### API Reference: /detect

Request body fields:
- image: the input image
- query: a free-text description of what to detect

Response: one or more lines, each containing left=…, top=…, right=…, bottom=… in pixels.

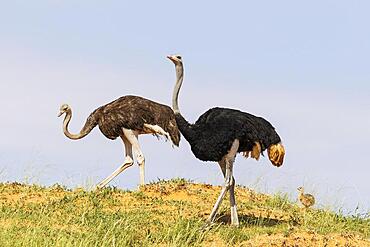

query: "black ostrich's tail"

left=242, top=140, right=285, bottom=167
left=267, top=143, right=285, bottom=167
left=239, top=113, right=285, bottom=167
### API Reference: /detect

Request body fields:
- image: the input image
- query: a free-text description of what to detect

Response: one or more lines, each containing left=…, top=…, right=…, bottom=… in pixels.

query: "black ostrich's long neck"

left=174, top=114, right=196, bottom=143
left=172, top=63, right=196, bottom=142
left=172, top=64, right=183, bottom=114
left=63, top=109, right=97, bottom=140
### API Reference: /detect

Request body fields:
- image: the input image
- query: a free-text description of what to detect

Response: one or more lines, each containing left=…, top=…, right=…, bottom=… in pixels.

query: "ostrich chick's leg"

left=207, top=139, right=239, bottom=225
left=96, top=135, right=134, bottom=189
left=122, top=128, right=146, bottom=186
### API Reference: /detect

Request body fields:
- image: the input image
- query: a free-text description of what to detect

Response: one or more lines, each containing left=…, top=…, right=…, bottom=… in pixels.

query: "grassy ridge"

left=0, top=178, right=369, bottom=246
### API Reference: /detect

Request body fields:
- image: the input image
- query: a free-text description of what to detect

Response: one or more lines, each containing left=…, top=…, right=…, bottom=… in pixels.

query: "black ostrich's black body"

left=167, top=54, right=285, bottom=226
left=80, top=95, right=180, bottom=146
left=175, top=107, right=281, bottom=161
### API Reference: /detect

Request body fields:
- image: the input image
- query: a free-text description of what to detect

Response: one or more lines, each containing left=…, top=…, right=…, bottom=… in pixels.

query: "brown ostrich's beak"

left=167, top=55, right=175, bottom=62
left=57, top=111, right=63, bottom=117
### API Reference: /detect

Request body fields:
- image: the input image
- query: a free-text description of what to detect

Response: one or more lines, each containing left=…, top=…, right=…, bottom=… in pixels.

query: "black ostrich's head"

left=58, top=104, right=71, bottom=117
left=167, top=54, right=183, bottom=66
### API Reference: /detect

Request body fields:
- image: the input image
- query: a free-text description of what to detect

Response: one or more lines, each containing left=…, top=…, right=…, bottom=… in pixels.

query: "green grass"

left=0, top=180, right=369, bottom=246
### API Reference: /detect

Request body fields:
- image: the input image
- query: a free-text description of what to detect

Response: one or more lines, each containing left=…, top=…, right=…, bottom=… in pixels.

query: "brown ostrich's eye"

left=176, top=56, right=181, bottom=59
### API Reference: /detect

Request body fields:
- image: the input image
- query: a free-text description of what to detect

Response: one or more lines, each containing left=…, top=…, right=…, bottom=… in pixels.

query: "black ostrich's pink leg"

left=229, top=176, right=239, bottom=226
left=207, top=139, right=239, bottom=225
left=217, top=159, right=239, bottom=226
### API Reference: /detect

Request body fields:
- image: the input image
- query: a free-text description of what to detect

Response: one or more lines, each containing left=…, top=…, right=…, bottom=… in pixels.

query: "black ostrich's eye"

left=176, top=56, right=181, bottom=59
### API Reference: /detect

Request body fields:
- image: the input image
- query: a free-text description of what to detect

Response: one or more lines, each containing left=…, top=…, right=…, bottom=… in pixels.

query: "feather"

left=92, top=95, right=180, bottom=146
left=251, top=142, right=261, bottom=160
left=175, top=107, right=283, bottom=164
left=267, top=143, right=285, bottom=167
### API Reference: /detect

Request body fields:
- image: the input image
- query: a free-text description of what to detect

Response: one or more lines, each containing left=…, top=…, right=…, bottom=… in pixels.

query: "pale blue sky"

left=0, top=1, right=369, bottom=214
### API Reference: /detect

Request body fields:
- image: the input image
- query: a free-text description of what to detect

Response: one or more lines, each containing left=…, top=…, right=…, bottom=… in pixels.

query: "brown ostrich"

left=167, top=54, right=285, bottom=226
left=297, top=187, right=315, bottom=209
left=58, top=95, right=180, bottom=188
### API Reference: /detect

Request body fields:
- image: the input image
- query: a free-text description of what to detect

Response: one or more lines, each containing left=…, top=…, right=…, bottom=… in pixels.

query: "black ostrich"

left=58, top=95, right=180, bottom=188
left=167, top=55, right=285, bottom=226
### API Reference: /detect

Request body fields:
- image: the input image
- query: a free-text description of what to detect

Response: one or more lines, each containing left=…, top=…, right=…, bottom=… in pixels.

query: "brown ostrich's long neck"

left=62, top=109, right=91, bottom=140
left=171, top=62, right=196, bottom=142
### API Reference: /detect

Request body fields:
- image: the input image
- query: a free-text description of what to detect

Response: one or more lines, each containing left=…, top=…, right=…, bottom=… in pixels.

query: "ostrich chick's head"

left=297, top=187, right=304, bottom=193
left=58, top=104, right=71, bottom=117
left=167, top=54, right=183, bottom=66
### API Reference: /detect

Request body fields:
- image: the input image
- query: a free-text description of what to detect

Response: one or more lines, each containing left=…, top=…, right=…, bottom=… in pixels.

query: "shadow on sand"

left=217, top=213, right=296, bottom=227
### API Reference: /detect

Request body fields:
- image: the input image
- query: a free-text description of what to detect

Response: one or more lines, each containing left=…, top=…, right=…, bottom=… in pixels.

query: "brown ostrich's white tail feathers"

left=267, top=143, right=285, bottom=167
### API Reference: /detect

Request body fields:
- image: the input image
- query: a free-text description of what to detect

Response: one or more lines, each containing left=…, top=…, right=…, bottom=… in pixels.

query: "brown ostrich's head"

left=297, top=186, right=304, bottom=193
left=167, top=54, right=183, bottom=66
left=58, top=104, right=70, bottom=117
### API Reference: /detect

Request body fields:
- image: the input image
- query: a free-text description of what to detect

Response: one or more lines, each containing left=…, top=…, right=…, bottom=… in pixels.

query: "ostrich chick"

left=297, top=187, right=315, bottom=209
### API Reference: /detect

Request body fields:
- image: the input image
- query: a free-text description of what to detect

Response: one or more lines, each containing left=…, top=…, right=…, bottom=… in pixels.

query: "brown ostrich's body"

left=58, top=95, right=180, bottom=188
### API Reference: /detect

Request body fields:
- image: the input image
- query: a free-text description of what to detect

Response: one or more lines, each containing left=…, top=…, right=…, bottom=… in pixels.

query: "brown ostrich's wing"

left=98, top=96, right=180, bottom=145
left=96, top=96, right=146, bottom=139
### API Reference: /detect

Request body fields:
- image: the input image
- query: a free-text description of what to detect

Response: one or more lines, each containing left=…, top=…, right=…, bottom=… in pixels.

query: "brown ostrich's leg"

left=207, top=139, right=239, bottom=225
left=96, top=134, right=134, bottom=188
left=122, top=128, right=145, bottom=186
